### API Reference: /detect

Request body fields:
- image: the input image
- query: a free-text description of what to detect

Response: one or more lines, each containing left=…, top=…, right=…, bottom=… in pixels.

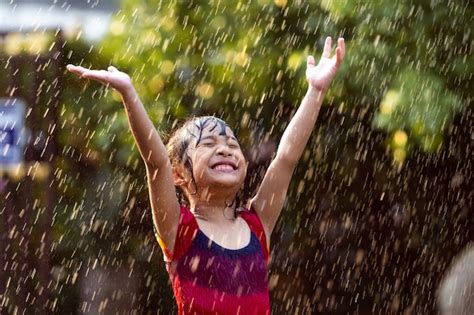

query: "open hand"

left=67, top=65, right=133, bottom=94
left=306, top=37, right=345, bottom=92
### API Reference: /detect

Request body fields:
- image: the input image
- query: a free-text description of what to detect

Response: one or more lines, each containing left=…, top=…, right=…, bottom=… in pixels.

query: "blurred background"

left=0, top=0, right=472, bottom=314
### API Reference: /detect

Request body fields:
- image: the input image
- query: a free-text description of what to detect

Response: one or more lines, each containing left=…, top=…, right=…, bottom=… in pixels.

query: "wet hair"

left=166, top=116, right=245, bottom=214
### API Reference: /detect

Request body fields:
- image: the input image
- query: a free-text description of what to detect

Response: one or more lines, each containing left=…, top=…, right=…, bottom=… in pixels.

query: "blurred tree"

left=313, top=1, right=470, bottom=164
left=96, top=0, right=471, bottom=166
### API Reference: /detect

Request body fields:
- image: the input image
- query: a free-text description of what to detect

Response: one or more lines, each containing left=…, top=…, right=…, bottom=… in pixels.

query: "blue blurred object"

left=0, top=98, right=25, bottom=166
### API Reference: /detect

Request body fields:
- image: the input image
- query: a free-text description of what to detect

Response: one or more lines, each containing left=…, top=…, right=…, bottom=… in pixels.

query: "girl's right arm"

left=67, top=65, right=180, bottom=254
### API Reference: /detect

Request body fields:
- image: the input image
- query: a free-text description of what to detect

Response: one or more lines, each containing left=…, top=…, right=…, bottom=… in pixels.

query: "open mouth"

left=211, top=161, right=237, bottom=171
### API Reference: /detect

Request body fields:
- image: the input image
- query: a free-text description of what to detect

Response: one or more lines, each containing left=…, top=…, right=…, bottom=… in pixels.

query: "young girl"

left=67, top=36, right=345, bottom=314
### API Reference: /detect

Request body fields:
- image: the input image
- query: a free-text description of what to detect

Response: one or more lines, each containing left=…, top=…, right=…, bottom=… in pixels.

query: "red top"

left=156, top=205, right=271, bottom=314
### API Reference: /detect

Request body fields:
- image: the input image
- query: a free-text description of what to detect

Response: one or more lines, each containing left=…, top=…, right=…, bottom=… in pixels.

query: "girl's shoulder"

left=178, top=204, right=198, bottom=225
left=238, top=207, right=259, bottom=223
left=157, top=204, right=199, bottom=262
left=238, top=206, right=262, bottom=226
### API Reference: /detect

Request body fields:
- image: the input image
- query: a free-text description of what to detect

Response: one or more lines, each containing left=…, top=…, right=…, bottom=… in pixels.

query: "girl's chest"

left=175, top=230, right=269, bottom=294
left=196, top=217, right=251, bottom=249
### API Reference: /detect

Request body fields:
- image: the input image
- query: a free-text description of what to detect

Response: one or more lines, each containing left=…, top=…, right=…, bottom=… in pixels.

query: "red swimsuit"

left=156, top=205, right=271, bottom=314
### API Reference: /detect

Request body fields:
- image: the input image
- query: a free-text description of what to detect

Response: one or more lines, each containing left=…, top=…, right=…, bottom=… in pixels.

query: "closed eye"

left=200, top=141, right=215, bottom=147
left=228, top=139, right=240, bottom=148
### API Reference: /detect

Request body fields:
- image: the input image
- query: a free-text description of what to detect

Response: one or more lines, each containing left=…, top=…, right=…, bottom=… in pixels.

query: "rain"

left=0, top=0, right=472, bottom=314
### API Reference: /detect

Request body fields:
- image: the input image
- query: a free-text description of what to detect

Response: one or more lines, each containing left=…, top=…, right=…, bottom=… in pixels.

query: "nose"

left=216, top=143, right=233, bottom=157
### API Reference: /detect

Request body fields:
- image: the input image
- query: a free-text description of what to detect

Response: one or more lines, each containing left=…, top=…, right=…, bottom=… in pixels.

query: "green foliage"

left=98, top=0, right=339, bottom=151
left=332, top=0, right=469, bottom=158
left=91, top=0, right=471, bottom=164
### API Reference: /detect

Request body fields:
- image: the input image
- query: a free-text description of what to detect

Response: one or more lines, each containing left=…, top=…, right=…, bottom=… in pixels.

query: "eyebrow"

left=199, top=135, right=238, bottom=142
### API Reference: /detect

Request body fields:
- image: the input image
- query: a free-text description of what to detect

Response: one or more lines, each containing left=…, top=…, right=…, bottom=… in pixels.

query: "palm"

left=306, top=37, right=345, bottom=91
left=67, top=65, right=132, bottom=92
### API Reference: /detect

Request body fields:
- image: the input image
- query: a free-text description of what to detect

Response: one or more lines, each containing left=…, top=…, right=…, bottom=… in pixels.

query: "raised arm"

left=67, top=65, right=180, bottom=254
left=250, top=37, right=345, bottom=241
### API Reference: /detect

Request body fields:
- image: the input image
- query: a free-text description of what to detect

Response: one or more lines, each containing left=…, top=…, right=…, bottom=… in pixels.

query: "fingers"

left=107, top=66, right=119, bottom=73
left=307, top=55, right=315, bottom=67
left=66, top=64, right=97, bottom=79
left=66, top=64, right=89, bottom=76
left=335, top=38, right=345, bottom=67
left=319, top=36, right=345, bottom=64
left=67, top=64, right=120, bottom=86
left=81, top=70, right=111, bottom=83
left=67, top=64, right=120, bottom=76
left=322, top=36, right=332, bottom=58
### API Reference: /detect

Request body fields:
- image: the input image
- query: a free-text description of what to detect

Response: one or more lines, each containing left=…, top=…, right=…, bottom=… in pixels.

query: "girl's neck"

left=190, top=198, right=237, bottom=224
left=185, top=185, right=241, bottom=223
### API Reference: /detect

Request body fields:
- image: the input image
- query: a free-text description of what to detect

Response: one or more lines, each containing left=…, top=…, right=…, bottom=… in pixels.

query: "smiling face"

left=188, top=122, right=247, bottom=190
left=168, top=117, right=247, bottom=200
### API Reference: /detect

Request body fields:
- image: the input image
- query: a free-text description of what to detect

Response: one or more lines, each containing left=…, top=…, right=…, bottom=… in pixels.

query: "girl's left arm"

left=250, top=37, right=345, bottom=242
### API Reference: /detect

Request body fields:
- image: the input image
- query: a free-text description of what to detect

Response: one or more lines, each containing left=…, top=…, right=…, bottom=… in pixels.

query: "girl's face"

left=183, top=121, right=247, bottom=192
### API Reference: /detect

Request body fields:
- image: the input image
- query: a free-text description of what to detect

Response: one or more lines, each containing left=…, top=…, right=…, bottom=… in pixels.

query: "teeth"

left=214, top=164, right=234, bottom=171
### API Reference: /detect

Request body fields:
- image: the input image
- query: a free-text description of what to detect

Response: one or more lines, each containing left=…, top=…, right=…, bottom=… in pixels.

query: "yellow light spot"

left=110, top=20, right=125, bottom=36
left=320, top=0, right=331, bottom=10
left=148, top=75, right=164, bottom=92
left=31, top=162, right=50, bottom=181
left=380, top=90, right=399, bottom=115
left=196, top=83, right=214, bottom=99
left=211, top=16, right=227, bottom=29
left=4, top=33, right=23, bottom=55
left=393, top=148, right=406, bottom=164
left=234, top=51, right=249, bottom=67
left=393, top=130, right=408, bottom=147
left=140, top=31, right=159, bottom=47
left=5, top=163, right=26, bottom=181
left=26, top=33, right=49, bottom=54
left=274, top=0, right=288, bottom=7
left=160, top=60, right=174, bottom=75
left=287, top=52, right=303, bottom=71
left=161, top=16, right=176, bottom=32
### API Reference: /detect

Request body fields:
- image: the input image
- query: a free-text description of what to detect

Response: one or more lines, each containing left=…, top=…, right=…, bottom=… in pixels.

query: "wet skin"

left=181, top=120, right=247, bottom=193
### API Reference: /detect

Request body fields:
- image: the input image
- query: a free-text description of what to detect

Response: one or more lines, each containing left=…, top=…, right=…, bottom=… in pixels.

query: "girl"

left=67, top=36, right=345, bottom=314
